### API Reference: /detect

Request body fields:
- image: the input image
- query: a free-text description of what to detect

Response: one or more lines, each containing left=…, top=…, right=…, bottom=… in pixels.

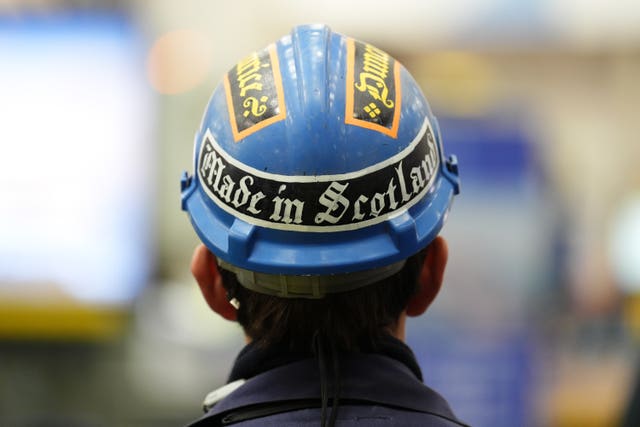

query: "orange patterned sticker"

left=345, top=39, right=401, bottom=138
left=224, top=44, right=286, bottom=142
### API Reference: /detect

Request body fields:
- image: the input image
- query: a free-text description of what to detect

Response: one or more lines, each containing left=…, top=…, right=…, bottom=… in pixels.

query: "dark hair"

left=219, top=252, right=424, bottom=353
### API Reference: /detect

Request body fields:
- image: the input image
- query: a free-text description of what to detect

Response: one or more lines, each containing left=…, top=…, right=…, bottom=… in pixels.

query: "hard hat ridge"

left=181, top=24, right=460, bottom=295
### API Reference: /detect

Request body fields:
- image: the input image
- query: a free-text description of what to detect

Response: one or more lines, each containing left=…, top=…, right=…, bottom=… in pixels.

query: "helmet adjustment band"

left=217, top=258, right=407, bottom=299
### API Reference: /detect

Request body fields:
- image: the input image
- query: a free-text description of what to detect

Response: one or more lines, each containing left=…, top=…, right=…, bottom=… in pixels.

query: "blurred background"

left=0, top=0, right=639, bottom=426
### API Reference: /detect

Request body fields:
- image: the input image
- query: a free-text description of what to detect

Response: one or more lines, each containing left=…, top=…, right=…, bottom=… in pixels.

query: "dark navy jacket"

left=186, top=340, right=469, bottom=426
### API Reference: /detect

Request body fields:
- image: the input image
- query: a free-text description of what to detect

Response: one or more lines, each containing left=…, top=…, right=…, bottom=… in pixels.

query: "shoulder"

left=225, top=405, right=467, bottom=426
left=187, top=353, right=469, bottom=427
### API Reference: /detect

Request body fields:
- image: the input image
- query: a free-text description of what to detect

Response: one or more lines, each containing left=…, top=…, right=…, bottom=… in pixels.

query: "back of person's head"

left=221, top=251, right=423, bottom=352
left=182, top=24, right=460, bottom=351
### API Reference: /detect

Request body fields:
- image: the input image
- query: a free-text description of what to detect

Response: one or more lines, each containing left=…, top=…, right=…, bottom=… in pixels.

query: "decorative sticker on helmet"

left=223, top=44, right=286, bottom=142
left=345, top=39, right=401, bottom=138
left=197, top=118, right=439, bottom=232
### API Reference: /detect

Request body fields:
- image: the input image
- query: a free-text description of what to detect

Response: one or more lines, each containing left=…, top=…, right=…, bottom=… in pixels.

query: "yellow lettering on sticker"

left=239, top=81, right=263, bottom=97
left=236, top=53, right=271, bottom=97
left=355, top=73, right=394, bottom=108
left=242, top=96, right=268, bottom=117
left=362, top=47, right=389, bottom=79
left=236, top=53, right=261, bottom=75
left=354, top=44, right=394, bottom=109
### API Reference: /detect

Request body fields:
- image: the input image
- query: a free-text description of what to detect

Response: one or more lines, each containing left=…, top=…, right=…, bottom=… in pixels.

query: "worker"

left=181, top=24, right=465, bottom=426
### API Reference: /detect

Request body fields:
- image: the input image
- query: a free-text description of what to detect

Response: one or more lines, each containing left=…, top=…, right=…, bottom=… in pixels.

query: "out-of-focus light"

left=414, top=52, right=497, bottom=117
left=146, top=29, right=213, bottom=94
left=547, top=0, right=640, bottom=48
left=609, top=195, right=640, bottom=293
left=0, top=16, right=153, bottom=307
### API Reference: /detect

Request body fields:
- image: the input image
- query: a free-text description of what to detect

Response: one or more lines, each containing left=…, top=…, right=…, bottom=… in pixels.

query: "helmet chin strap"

left=217, top=258, right=407, bottom=299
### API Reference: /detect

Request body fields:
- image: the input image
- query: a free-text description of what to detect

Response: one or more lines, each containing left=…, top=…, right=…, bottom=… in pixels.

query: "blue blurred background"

left=1, top=1, right=639, bottom=426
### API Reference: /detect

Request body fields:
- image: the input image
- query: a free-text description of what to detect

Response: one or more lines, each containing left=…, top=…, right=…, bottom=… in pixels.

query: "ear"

left=190, top=244, right=237, bottom=321
left=406, top=236, right=448, bottom=317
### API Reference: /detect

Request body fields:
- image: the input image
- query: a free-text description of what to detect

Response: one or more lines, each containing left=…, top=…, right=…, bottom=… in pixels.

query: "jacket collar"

left=185, top=336, right=465, bottom=426
left=188, top=351, right=461, bottom=426
left=227, top=334, right=424, bottom=383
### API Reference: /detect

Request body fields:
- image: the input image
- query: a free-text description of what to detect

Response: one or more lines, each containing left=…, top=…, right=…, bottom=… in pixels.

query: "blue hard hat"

left=181, top=24, right=459, bottom=296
